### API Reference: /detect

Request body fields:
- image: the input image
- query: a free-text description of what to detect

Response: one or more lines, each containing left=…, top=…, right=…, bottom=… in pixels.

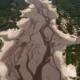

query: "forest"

left=0, top=0, right=29, bottom=31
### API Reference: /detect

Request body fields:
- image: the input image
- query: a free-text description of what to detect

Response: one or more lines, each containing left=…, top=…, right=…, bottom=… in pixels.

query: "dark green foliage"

left=53, top=0, right=80, bottom=34
left=66, top=23, right=73, bottom=34
left=66, top=44, right=80, bottom=77
left=77, top=62, right=80, bottom=77
left=56, top=17, right=62, bottom=25
left=0, top=39, right=4, bottom=49
left=66, top=45, right=78, bottom=65
left=66, top=0, right=80, bottom=8
left=52, top=0, right=80, bottom=17
left=14, top=0, right=29, bottom=10
left=0, top=0, right=29, bottom=31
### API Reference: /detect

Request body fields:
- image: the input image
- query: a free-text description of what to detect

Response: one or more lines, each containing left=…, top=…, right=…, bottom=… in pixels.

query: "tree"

left=0, top=0, right=29, bottom=31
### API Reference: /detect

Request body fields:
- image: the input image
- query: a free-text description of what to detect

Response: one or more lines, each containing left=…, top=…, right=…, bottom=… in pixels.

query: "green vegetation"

left=66, top=44, right=80, bottom=77
left=53, top=0, right=80, bottom=34
left=0, top=39, right=4, bottom=49
left=0, top=0, right=29, bottom=31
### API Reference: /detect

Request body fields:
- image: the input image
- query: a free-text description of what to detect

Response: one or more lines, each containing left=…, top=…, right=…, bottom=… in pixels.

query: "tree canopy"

left=0, top=0, right=29, bottom=31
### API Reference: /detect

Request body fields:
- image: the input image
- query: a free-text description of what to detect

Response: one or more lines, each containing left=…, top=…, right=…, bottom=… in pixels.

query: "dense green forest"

left=0, top=0, right=29, bottom=31
left=66, top=0, right=80, bottom=8
left=52, top=0, right=80, bottom=34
